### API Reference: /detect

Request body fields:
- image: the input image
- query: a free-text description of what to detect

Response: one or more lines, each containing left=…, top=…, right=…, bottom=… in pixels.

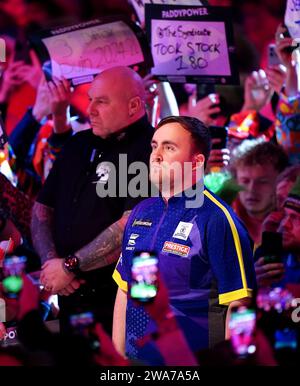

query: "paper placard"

left=31, top=19, right=153, bottom=85
left=145, top=4, right=239, bottom=84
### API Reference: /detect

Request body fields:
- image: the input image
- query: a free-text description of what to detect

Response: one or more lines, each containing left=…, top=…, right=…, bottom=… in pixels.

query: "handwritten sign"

left=145, top=5, right=239, bottom=84
left=31, top=19, right=152, bottom=85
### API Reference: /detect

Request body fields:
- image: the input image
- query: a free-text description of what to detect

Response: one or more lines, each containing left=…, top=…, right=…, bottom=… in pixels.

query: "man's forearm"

left=31, top=202, right=58, bottom=264
left=76, top=211, right=131, bottom=272
left=53, top=111, right=70, bottom=134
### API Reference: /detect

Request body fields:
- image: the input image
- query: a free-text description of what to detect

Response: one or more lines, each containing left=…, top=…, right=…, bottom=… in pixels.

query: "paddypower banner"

left=129, top=0, right=208, bottom=25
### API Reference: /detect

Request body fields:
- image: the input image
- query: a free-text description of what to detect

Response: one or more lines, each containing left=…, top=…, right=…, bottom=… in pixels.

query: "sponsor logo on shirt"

left=132, top=219, right=152, bottom=227
left=162, top=241, right=190, bottom=257
left=128, top=233, right=139, bottom=246
left=172, top=221, right=193, bottom=241
left=126, top=233, right=140, bottom=251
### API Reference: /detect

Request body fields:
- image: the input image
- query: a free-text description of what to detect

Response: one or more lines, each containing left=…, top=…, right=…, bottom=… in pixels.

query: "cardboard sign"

left=129, top=0, right=207, bottom=25
left=0, top=114, right=7, bottom=149
left=31, top=18, right=153, bottom=85
left=145, top=4, right=239, bottom=84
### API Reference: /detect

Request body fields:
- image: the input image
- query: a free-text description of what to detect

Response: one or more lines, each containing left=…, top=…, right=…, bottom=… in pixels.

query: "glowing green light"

left=3, top=276, right=23, bottom=293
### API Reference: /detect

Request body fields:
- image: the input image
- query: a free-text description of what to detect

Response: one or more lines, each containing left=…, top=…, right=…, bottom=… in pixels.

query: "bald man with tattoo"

left=31, top=67, right=153, bottom=333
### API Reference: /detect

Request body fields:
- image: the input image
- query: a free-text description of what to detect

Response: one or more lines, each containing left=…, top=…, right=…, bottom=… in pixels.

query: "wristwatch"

left=63, top=255, right=81, bottom=275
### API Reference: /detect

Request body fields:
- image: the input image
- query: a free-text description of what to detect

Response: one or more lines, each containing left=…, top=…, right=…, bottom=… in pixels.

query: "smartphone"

left=229, top=306, right=256, bottom=358
left=14, top=39, right=31, bottom=64
left=130, top=251, right=158, bottom=302
left=209, top=125, right=228, bottom=149
left=275, top=328, right=298, bottom=351
left=268, top=44, right=282, bottom=67
left=70, top=311, right=100, bottom=352
left=196, top=83, right=221, bottom=120
left=261, top=231, right=283, bottom=264
left=2, top=256, right=27, bottom=298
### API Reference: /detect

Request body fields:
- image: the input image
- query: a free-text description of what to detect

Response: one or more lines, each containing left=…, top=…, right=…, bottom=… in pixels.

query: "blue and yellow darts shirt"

left=113, top=188, right=256, bottom=359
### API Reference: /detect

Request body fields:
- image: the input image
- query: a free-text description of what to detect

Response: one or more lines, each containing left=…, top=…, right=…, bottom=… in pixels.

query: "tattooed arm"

left=75, top=211, right=131, bottom=272
left=34, top=207, right=130, bottom=294
left=31, top=202, right=59, bottom=264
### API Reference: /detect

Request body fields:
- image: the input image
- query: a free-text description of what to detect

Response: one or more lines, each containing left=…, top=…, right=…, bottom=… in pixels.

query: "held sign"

left=31, top=19, right=153, bottom=85
left=145, top=4, right=239, bottom=84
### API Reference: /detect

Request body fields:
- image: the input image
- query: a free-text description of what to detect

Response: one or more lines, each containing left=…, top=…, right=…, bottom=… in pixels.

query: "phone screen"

left=261, top=231, right=283, bottom=264
left=130, top=251, right=158, bottom=302
left=2, top=256, right=27, bottom=298
left=70, top=311, right=100, bottom=352
left=70, top=311, right=94, bottom=329
left=229, top=306, right=256, bottom=358
left=275, top=328, right=298, bottom=351
left=209, top=125, right=228, bottom=149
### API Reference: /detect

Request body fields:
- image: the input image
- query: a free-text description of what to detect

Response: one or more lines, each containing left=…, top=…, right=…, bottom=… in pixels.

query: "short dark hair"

left=156, top=116, right=211, bottom=167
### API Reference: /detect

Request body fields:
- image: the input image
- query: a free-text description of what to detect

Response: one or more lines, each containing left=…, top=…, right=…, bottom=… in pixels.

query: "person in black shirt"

left=31, top=66, right=153, bottom=333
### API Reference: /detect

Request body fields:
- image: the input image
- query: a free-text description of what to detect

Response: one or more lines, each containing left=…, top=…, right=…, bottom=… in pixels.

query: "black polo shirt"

left=37, top=115, right=154, bottom=258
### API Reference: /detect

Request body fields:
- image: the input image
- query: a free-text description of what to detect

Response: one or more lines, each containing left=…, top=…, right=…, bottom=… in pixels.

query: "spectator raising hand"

left=47, top=77, right=72, bottom=134
left=265, top=64, right=286, bottom=95
left=206, top=138, right=230, bottom=174
left=0, top=50, right=42, bottom=104
left=142, top=73, right=159, bottom=111
left=275, top=24, right=295, bottom=69
left=0, top=61, right=29, bottom=102
left=188, top=92, right=221, bottom=126
left=275, top=23, right=299, bottom=97
left=255, top=257, right=285, bottom=288
left=242, top=69, right=272, bottom=112
left=32, top=76, right=51, bottom=121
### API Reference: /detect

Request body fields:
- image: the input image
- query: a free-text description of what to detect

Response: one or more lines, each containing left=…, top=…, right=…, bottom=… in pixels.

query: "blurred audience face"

left=278, top=208, right=300, bottom=253
left=276, top=179, right=295, bottom=209
left=237, top=163, right=278, bottom=218
left=87, top=67, right=145, bottom=138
